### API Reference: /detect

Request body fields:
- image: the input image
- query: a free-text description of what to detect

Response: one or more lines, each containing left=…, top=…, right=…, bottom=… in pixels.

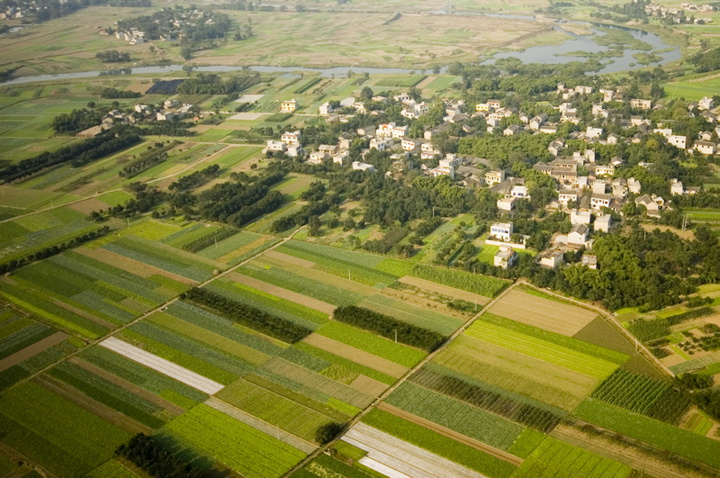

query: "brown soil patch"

left=226, top=272, right=335, bottom=315
left=303, top=334, right=409, bottom=379
left=33, top=374, right=151, bottom=436
left=0, top=331, right=67, bottom=372
left=263, top=249, right=316, bottom=268
left=416, top=75, right=437, bottom=89
left=377, top=403, right=522, bottom=466
left=380, top=287, right=469, bottom=320
left=398, top=276, right=490, bottom=305
left=69, top=357, right=185, bottom=415
left=348, top=375, right=387, bottom=397
left=488, top=289, right=596, bottom=336
left=75, top=247, right=197, bottom=285
left=641, top=223, right=695, bottom=241
left=573, top=316, right=636, bottom=355
left=52, top=300, right=115, bottom=329
left=68, top=198, right=107, bottom=215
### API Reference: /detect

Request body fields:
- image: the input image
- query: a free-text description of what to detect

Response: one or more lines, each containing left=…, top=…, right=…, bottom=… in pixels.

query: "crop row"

left=574, top=399, right=720, bottom=469
left=182, top=287, right=312, bottom=343
left=47, top=361, right=165, bottom=428
left=181, top=226, right=240, bottom=253
left=163, top=403, right=306, bottom=478
left=239, top=263, right=364, bottom=306
left=216, top=378, right=337, bottom=442
left=387, top=382, right=524, bottom=451
left=512, top=436, right=632, bottom=478
left=0, top=321, right=54, bottom=359
left=80, top=346, right=208, bottom=409
left=362, top=408, right=516, bottom=478
left=208, top=279, right=326, bottom=327
left=0, top=381, right=130, bottom=477
left=410, top=368, right=562, bottom=433
left=465, top=320, right=618, bottom=379
left=333, top=305, right=444, bottom=352
left=411, top=264, right=508, bottom=297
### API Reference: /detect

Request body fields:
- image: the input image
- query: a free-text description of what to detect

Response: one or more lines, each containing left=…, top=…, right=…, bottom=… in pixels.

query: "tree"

left=181, top=46, right=193, bottom=60
left=316, top=422, right=344, bottom=444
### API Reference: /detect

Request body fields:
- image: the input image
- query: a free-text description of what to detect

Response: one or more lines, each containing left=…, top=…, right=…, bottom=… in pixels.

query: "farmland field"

left=161, top=403, right=306, bottom=478
left=487, top=288, right=597, bottom=336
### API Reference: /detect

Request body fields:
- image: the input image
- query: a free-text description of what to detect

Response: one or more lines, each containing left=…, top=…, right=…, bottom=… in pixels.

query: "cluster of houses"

left=112, top=7, right=213, bottom=45
left=261, top=83, right=718, bottom=270
left=77, top=99, right=194, bottom=138
left=0, top=5, right=26, bottom=19
left=645, top=2, right=714, bottom=22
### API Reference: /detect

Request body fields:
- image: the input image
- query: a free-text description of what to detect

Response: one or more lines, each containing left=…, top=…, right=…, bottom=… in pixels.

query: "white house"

left=668, top=135, right=687, bottom=149
left=281, top=131, right=301, bottom=145
left=671, top=179, right=684, bottom=196
left=497, top=197, right=516, bottom=212
left=699, top=96, right=714, bottom=111
left=630, top=99, right=652, bottom=110
left=490, top=222, right=514, bottom=242
left=591, top=193, right=613, bottom=211
left=571, top=209, right=592, bottom=225
left=281, top=99, right=297, bottom=113
left=494, top=247, right=518, bottom=269
left=594, top=214, right=611, bottom=233
left=485, top=170, right=506, bottom=186
left=510, top=185, right=530, bottom=199
left=538, top=249, right=564, bottom=269
left=352, top=161, right=376, bottom=172
left=586, top=126, right=603, bottom=139
left=695, top=140, right=716, bottom=155
left=568, top=224, right=589, bottom=246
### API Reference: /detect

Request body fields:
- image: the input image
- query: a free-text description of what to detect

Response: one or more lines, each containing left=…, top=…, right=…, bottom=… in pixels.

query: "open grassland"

left=0, top=381, right=130, bottom=477
left=510, top=436, right=632, bottom=478
left=487, top=288, right=597, bottom=336
left=162, top=403, right=306, bottom=478
left=574, top=399, right=720, bottom=469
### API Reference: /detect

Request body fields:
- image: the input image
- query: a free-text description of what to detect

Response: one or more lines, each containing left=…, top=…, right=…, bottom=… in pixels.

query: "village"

left=256, top=84, right=717, bottom=273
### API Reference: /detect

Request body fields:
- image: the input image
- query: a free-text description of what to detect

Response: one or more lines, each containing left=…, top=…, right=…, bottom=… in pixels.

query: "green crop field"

left=387, top=382, right=525, bottom=450
left=574, top=399, right=720, bottom=469
left=435, top=337, right=599, bottom=410
left=412, top=264, right=509, bottom=297
left=358, top=294, right=463, bottom=336
left=0, top=381, right=130, bottom=477
left=510, top=436, right=632, bottom=478
left=216, top=378, right=339, bottom=442
left=162, top=403, right=306, bottom=478
left=315, top=321, right=426, bottom=367
left=465, top=320, right=620, bottom=379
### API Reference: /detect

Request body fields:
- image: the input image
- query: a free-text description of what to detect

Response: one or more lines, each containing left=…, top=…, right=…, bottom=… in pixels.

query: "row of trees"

left=333, top=305, right=444, bottom=352
left=182, top=287, right=312, bottom=343
left=0, top=226, right=110, bottom=274
left=0, top=128, right=140, bottom=182
left=116, top=434, right=209, bottom=478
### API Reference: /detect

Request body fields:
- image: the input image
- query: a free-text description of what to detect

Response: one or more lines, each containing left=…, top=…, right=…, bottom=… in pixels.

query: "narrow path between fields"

left=281, top=279, right=522, bottom=478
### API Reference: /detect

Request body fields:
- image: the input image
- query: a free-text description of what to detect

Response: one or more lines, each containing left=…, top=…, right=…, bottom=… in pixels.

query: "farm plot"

left=276, top=240, right=401, bottom=287
left=386, top=382, right=525, bottom=451
left=0, top=381, right=130, bottom=477
left=465, top=319, right=621, bottom=379
left=120, top=321, right=251, bottom=385
left=238, top=260, right=366, bottom=306
left=574, top=399, right=720, bottom=469
left=487, top=288, right=597, bottom=336
left=197, top=230, right=277, bottom=264
left=510, top=436, right=632, bottom=478
left=79, top=345, right=209, bottom=410
left=226, top=272, right=335, bottom=315
left=102, top=236, right=219, bottom=283
left=397, top=275, right=491, bottom=306
left=207, top=278, right=328, bottom=329
left=411, top=264, right=509, bottom=298
left=358, top=294, right=463, bottom=336
left=99, top=337, right=224, bottom=395
left=314, top=321, right=426, bottom=368
left=215, top=377, right=339, bottom=443
left=435, top=336, right=599, bottom=411
left=343, top=422, right=486, bottom=478
left=361, top=408, right=517, bottom=478
left=161, top=403, right=306, bottom=478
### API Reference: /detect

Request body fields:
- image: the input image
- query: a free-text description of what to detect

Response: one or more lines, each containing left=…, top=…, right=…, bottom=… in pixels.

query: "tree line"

left=181, top=287, right=312, bottom=343
left=333, top=305, right=444, bottom=352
